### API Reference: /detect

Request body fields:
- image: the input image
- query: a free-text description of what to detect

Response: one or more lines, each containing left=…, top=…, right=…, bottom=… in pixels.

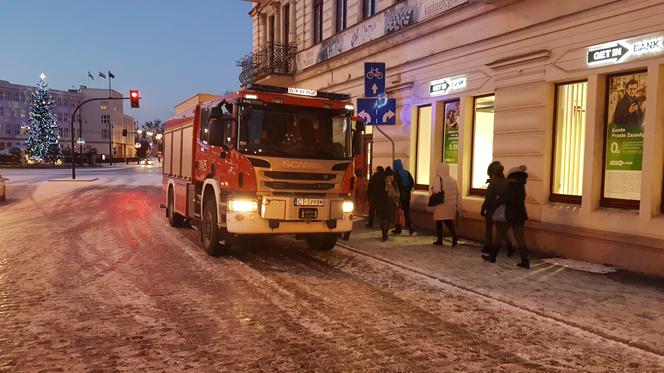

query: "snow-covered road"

left=0, top=167, right=662, bottom=372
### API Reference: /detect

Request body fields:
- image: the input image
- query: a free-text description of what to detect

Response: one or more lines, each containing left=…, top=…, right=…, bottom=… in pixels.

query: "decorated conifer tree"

left=25, top=74, right=61, bottom=164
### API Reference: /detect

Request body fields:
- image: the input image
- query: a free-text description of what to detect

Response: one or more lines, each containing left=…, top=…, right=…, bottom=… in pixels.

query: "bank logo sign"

left=587, top=31, right=664, bottom=67
left=429, top=74, right=467, bottom=96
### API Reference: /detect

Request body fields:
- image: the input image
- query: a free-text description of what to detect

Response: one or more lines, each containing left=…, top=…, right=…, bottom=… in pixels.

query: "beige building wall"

left=248, top=0, right=664, bottom=275
left=174, top=94, right=219, bottom=117
left=79, top=88, right=136, bottom=161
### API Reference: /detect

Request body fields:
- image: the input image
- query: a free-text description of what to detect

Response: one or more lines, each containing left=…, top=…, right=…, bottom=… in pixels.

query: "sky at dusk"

left=1, top=0, right=253, bottom=125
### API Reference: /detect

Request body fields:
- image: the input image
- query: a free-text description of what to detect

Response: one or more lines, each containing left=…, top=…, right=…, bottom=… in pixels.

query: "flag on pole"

left=108, top=71, right=115, bottom=79
left=99, top=72, right=107, bottom=79
left=87, top=71, right=94, bottom=80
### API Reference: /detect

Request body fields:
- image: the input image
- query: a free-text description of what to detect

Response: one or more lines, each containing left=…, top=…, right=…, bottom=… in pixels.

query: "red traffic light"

left=129, top=89, right=140, bottom=108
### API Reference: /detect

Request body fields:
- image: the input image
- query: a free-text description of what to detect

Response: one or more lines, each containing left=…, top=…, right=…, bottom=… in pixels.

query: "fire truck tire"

left=167, top=188, right=184, bottom=227
left=202, top=197, right=223, bottom=256
left=306, top=234, right=337, bottom=251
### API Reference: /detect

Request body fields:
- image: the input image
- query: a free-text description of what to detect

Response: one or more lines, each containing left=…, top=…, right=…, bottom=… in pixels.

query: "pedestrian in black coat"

left=480, top=161, right=514, bottom=255
left=365, top=166, right=384, bottom=228
left=373, top=167, right=398, bottom=241
left=482, top=165, right=530, bottom=268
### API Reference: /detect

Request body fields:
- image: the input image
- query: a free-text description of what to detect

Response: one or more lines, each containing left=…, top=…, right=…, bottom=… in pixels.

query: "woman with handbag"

left=480, top=161, right=514, bottom=255
left=482, top=165, right=530, bottom=268
left=430, top=163, right=459, bottom=246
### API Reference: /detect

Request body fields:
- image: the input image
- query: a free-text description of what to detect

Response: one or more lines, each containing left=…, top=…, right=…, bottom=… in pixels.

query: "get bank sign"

left=587, top=31, right=664, bottom=67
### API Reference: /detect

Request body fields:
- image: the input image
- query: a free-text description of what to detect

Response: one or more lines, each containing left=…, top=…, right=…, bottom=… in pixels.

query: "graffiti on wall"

left=296, top=0, right=469, bottom=71
left=385, top=5, right=416, bottom=35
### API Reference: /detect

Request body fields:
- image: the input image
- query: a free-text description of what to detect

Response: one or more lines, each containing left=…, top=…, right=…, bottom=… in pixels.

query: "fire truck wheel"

left=168, top=188, right=184, bottom=227
left=202, top=197, right=223, bottom=256
left=306, top=234, right=337, bottom=251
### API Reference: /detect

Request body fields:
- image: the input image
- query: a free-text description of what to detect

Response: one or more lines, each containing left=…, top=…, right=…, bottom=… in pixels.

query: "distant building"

left=0, top=80, right=136, bottom=160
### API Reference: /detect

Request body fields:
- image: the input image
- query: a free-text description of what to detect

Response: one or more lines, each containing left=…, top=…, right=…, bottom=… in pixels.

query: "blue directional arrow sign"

left=364, top=62, right=385, bottom=98
left=376, top=97, right=396, bottom=125
left=357, top=98, right=396, bottom=126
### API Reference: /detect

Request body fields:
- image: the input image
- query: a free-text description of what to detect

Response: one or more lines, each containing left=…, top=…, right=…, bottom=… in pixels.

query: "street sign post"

left=364, top=62, right=386, bottom=97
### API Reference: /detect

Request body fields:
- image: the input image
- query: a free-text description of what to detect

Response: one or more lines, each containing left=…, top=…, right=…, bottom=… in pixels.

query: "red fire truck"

left=162, top=84, right=364, bottom=255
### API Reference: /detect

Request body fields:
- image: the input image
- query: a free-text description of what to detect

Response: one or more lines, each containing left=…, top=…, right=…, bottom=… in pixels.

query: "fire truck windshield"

left=238, top=103, right=351, bottom=160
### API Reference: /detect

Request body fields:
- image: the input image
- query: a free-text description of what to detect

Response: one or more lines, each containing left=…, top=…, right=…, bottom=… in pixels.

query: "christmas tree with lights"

left=25, top=74, right=61, bottom=164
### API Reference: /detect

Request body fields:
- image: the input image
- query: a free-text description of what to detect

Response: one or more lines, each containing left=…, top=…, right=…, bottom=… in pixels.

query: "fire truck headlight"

left=342, top=201, right=354, bottom=213
left=228, top=199, right=258, bottom=213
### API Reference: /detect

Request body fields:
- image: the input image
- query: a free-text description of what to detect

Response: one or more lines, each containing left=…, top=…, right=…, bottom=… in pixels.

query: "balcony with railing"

left=237, top=42, right=297, bottom=86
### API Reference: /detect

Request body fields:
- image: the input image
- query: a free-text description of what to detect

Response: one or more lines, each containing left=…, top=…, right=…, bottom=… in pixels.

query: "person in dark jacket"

left=480, top=161, right=514, bottom=255
left=374, top=167, right=399, bottom=241
left=482, top=165, right=530, bottom=268
left=391, top=159, right=415, bottom=235
left=366, top=166, right=384, bottom=228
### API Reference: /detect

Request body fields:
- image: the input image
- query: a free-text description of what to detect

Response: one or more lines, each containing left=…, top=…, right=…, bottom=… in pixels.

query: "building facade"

left=243, top=0, right=664, bottom=275
left=0, top=80, right=136, bottom=160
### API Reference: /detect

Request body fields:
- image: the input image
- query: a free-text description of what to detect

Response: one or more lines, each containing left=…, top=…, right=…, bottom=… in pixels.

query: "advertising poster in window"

left=443, top=101, right=460, bottom=164
left=604, top=71, right=647, bottom=201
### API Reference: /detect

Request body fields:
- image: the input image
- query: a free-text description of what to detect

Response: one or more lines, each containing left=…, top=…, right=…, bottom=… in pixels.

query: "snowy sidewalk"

left=341, top=222, right=664, bottom=356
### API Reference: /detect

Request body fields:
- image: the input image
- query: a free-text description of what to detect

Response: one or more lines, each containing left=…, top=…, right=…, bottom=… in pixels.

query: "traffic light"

left=129, top=89, right=140, bottom=108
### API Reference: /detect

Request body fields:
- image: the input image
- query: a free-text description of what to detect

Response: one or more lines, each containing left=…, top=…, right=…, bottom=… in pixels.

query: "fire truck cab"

left=162, top=84, right=364, bottom=255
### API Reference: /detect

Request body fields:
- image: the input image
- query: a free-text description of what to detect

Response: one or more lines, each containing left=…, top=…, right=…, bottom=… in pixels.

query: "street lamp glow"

left=134, top=142, right=141, bottom=149
left=155, top=134, right=162, bottom=140
left=137, top=129, right=143, bottom=135
left=146, top=131, right=154, bottom=137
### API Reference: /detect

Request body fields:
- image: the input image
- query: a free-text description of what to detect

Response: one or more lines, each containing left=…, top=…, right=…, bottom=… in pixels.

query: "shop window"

left=442, top=100, right=460, bottom=165
left=551, top=81, right=587, bottom=203
left=313, top=0, right=323, bottom=44
left=601, top=70, right=647, bottom=209
left=415, top=105, right=432, bottom=186
left=470, top=95, right=495, bottom=194
left=335, top=0, right=347, bottom=33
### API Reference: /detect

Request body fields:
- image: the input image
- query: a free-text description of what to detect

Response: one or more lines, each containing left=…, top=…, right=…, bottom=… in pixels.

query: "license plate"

left=294, top=198, right=324, bottom=206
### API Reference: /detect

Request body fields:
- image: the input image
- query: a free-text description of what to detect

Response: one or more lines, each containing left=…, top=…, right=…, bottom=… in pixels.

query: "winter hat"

left=507, top=165, right=528, bottom=177
left=487, top=161, right=504, bottom=177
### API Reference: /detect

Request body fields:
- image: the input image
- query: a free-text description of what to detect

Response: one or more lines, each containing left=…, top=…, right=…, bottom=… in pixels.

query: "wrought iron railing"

left=237, top=42, right=297, bottom=85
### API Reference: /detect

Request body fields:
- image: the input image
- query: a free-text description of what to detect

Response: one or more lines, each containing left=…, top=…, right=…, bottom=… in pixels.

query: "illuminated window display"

left=470, top=95, right=495, bottom=192
left=602, top=70, right=647, bottom=208
left=551, top=81, right=588, bottom=202
left=415, top=105, right=432, bottom=186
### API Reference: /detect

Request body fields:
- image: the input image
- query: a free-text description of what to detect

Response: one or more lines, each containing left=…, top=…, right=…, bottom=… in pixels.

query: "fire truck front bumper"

left=224, top=197, right=354, bottom=234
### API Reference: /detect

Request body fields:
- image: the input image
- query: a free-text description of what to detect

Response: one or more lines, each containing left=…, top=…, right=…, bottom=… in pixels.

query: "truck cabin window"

left=205, top=103, right=235, bottom=148
left=238, top=103, right=351, bottom=160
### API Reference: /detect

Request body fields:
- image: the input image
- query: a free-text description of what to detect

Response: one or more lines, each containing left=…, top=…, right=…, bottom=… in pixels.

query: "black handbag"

left=427, top=176, right=445, bottom=207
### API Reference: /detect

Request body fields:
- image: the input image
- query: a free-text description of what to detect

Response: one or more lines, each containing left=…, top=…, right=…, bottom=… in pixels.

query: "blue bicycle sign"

left=366, top=67, right=384, bottom=80
left=364, top=62, right=385, bottom=97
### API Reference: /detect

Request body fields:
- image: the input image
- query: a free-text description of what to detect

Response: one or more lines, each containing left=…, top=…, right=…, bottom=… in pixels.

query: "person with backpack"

left=391, top=159, right=415, bottom=235
left=373, top=167, right=399, bottom=241
left=482, top=165, right=530, bottom=268
left=430, top=163, right=459, bottom=246
left=480, top=161, right=514, bottom=255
